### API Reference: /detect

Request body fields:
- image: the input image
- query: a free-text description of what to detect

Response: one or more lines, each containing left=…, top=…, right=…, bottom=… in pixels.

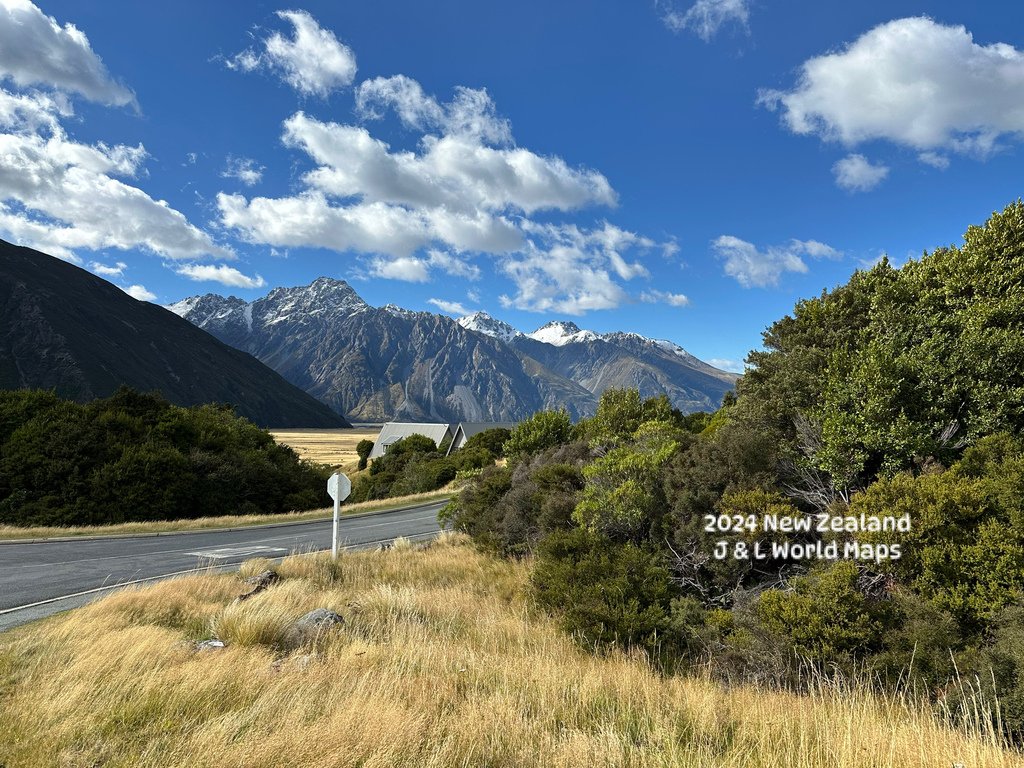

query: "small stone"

left=195, top=639, right=226, bottom=651
left=286, top=608, right=345, bottom=647
left=235, top=569, right=281, bottom=602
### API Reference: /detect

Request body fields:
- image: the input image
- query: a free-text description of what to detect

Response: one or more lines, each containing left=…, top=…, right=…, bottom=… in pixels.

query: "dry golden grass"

left=0, top=536, right=1020, bottom=768
left=0, top=489, right=452, bottom=541
left=271, top=427, right=381, bottom=470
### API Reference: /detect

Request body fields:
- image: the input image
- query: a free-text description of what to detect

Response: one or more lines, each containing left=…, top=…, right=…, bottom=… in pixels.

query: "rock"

left=286, top=608, right=345, bottom=647
left=235, top=569, right=280, bottom=602
left=195, top=639, right=226, bottom=651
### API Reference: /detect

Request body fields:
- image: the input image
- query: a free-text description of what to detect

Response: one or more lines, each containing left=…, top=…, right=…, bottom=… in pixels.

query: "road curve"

left=0, top=501, right=446, bottom=632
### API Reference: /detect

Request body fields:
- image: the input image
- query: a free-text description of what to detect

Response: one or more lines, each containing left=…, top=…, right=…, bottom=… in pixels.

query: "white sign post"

left=327, top=472, right=351, bottom=559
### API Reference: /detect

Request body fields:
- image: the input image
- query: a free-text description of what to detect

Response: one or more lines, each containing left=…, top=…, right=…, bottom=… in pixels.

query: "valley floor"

left=270, top=427, right=381, bottom=470
left=0, top=535, right=1019, bottom=767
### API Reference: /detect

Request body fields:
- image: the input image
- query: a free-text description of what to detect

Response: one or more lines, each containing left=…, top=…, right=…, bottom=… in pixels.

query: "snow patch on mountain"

left=457, top=311, right=522, bottom=342
left=527, top=321, right=601, bottom=346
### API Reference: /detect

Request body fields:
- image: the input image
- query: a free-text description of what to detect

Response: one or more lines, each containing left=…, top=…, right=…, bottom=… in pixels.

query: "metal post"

left=332, top=487, right=340, bottom=559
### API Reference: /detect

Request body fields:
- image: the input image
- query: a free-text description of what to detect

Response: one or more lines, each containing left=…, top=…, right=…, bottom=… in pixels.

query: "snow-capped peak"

left=457, top=311, right=522, bottom=342
left=527, top=320, right=601, bottom=346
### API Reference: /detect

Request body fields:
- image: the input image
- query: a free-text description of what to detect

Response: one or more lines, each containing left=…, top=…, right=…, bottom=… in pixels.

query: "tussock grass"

left=0, top=536, right=1020, bottom=767
left=0, top=489, right=452, bottom=541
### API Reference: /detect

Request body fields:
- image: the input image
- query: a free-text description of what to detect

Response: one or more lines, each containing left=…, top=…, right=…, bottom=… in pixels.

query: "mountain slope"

left=0, top=240, right=348, bottom=428
left=171, top=281, right=597, bottom=423
left=172, top=279, right=737, bottom=422
left=512, top=322, right=737, bottom=414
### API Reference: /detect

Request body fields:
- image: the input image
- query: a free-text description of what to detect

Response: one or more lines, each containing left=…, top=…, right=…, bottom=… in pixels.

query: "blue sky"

left=3, top=1, right=1024, bottom=371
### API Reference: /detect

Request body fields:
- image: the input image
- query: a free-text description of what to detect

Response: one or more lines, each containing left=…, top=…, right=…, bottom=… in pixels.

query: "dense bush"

left=441, top=203, right=1024, bottom=741
left=462, top=427, right=512, bottom=458
left=349, top=433, right=496, bottom=503
left=0, top=388, right=328, bottom=526
left=504, top=410, right=573, bottom=458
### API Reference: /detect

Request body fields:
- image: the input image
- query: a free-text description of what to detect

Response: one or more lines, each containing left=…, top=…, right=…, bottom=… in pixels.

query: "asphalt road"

left=0, top=501, right=446, bottom=632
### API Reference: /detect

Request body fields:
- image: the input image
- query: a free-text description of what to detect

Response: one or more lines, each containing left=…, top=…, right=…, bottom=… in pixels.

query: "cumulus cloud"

left=660, top=0, right=750, bottom=41
left=365, top=249, right=481, bottom=283
left=427, top=298, right=471, bottom=315
left=497, top=223, right=655, bottom=315
left=759, top=17, right=1024, bottom=160
left=219, top=14, right=667, bottom=315
left=0, top=5, right=226, bottom=264
left=713, top=235, right=842, bottom=288
left=123, top=284, right=156, bottom=301
left=0, top=91, right=229, bottom=262
left=641, top=289, right=690, bottom=307
left=175, top=263, right=265, bottom=288
left=228, top=10, right=356, bottom=98
left=221, top=156, right=263, bottom=186
left=833, top=154, right=889, bottom=192
left=357, top=75, right=512, bottom=145
left=89, top=260, right=126, bottom=277
left=0, top=0, right=135, bottom=106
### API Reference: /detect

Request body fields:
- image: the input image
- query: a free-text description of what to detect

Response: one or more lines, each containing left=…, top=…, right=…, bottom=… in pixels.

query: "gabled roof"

left=446, top=422, right=516, bottom=455
left=367, top=422, right=453, bottom=459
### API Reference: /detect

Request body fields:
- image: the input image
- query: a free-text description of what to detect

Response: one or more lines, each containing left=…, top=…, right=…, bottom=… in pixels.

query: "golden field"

left=0, top=535, right=1019, bottom=767
left=270, top=427, right=381, bottom=470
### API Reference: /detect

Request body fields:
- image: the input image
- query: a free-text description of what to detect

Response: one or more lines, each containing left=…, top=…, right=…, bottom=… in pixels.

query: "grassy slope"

left=0, top=536, right=1019, bottom=768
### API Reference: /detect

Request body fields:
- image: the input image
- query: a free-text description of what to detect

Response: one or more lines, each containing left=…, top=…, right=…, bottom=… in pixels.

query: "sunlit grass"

left=0, top=534, right=1019, bottom=767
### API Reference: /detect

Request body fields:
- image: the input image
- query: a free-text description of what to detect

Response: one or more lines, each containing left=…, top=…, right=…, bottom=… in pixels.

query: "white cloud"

left=832, top=154, right=889, bottom=192
left=175, top=263, right=265, bottom=288
left=660, top=0, right=750, bottom=41
left=0, top=0, right=135, bottom=106
left=280, top=111, right=615, bottom=215
left=366, top=249, right=481, bottom=283
left=124, top=284, right=156, bottom=301
left=228, top=10, right=356, bottom=98
left=707, top=358, right=744, bottom=373
left=367, top=255, right=429, bottom=282
left=221, top=156, right=263, bottom=186
left=713, top=235, right=842, bottom=288
left=918, top=151, right=950, bottom=169
left=759, top=17, right=1024, bottom=159
left=641, top=289, right=690, bottom=307
left=427, top=298, right=471, bottom=315
left=497, top=223, right=656, bottom=315
left=357, top=75, right=512, bottom=145
left=0, top=91, right=229, bottom=262
left=89, top=259, right=126, bottom=277
left=218, top=22, right=666, bottom=315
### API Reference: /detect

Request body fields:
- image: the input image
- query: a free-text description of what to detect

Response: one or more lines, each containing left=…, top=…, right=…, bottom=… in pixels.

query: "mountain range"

left=171, top=278, right=738, bottom=423
left=0, top=241, right=348, bottom=428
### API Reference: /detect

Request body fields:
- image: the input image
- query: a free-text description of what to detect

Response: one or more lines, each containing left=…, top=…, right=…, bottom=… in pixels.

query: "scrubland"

left=0, top=535, right=1018, bottom=767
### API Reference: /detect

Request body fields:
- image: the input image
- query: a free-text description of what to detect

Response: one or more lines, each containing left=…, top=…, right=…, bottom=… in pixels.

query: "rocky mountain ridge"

left=170, top=278, right=739, bottom=422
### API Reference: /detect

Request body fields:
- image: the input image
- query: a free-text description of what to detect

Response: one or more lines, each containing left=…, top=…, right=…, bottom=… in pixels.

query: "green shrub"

left=462, top=427, right=511, bottom=458
left=0, top=388, right=328, bottom=526
left=532, top=527, right=675, bottom=655
left=504, top=410, right=573, bottom=458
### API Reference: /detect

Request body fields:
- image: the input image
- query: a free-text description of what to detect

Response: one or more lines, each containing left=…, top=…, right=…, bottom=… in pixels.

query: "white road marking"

left=3, top=510, right=441, bottom=570
left=186, top=546, right=287, bottom=560
left=0, top=531, right=441, bottom=617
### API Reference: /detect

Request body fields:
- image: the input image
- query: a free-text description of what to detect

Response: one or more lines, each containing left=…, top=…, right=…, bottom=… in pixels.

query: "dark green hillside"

left=0, top=388, right=329, bottom=526
left=0, top=239, right=348, bottom=428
